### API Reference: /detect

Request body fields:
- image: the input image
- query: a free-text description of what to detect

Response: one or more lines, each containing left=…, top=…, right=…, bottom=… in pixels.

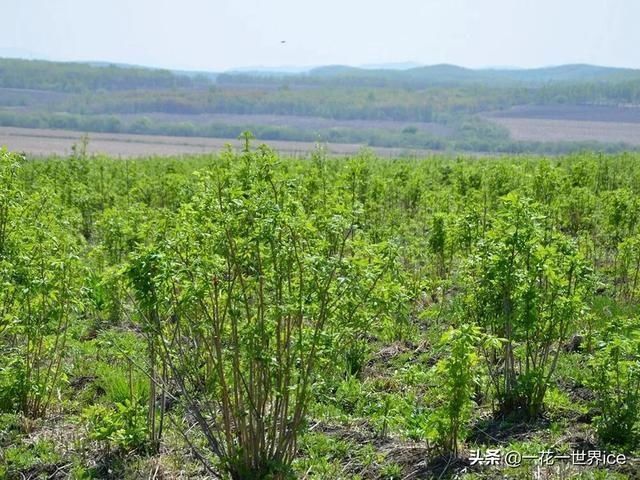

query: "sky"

left=1, top=0, right=639, bottom=72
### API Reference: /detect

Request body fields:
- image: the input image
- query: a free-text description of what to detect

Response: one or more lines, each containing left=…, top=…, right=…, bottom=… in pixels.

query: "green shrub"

left=127, top=146, right=383, bottom=480
left=427, top=324, right=489, bottom=455
left=0, top=150, right=84, bottom=418
left=589, top=318, right=640, bottom=448
left=83, top=400, right=148, bottom=453
left=467, top=194, right=592, bottom=418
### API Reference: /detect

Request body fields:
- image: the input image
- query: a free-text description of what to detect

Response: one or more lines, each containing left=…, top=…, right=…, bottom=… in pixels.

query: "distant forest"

left=1, top=57, right=640, bottom=154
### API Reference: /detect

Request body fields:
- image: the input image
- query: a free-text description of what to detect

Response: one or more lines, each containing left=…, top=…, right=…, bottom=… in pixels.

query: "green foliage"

left=428, top=213, right=448, bottom=277
left=0, top=150, right=83, bottom=418
left=589, top=318, right=640, bottom=448
left=427, top=324, right=487, bottom=455
left=1, top=438, right=61, bottom=478
left=0, top=149, right=21, bottom=256
left=83, top=400, right=148, bottom=453
left=616, top=234, right=640, bottom=301
left=95, top=361, right=149, bottom=406
left=126, top=147, right=385, bottom=479
left=467, top=194, right=592, bottom=418
left=379, top=462, right=402, bottom=479
left=2, top=147, right=640, bottom=477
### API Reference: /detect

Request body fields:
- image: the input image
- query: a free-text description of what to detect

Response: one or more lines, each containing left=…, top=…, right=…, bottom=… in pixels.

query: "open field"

left=488, top=117, right=640, bottom=145
left=0, top=126, right=436, bottom=157
left=486, top=104, right=640, bottom=145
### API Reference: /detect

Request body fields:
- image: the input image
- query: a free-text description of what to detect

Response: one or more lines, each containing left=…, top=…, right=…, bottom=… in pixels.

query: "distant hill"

left=0, top=57, right=213, bottom=92
left=227, top=66, right=313, bottom=75
left=214, top=63, right=640, bottom=90
left=3, top=56, right=640, bottom=92
left=301, top=63, right=640, bottom=87
left=488, top=64, right=640, bottom=83
left=360, top=62, right=423, bottom=70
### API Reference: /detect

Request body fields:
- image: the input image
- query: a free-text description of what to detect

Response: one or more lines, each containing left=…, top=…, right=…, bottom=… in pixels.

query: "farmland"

left=487, top=118, right=640, bottom=146
left=1, top=143, right=640, bottom=479
left=486, top=105, right=640, bottom=146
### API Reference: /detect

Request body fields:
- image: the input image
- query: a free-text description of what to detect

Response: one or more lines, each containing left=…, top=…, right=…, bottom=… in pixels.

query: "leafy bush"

left=0, top=150, right=83, bottom=418
left=427, top=324, right=490, bottom=455
left=127, top=146, right=383, bottom=479
left=83, top=400, right=148, bottom=453
left=467, top=194, right=592, bottom=418
left=589, top=318, right=640, bottom=448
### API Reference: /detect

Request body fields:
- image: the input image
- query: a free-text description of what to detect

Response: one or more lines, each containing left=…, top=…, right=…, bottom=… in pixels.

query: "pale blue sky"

left=1, top=0, right=638, bottom=71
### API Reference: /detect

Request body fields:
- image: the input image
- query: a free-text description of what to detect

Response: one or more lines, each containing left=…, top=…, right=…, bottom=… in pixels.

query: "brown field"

left=486, top=104, right=640, bottom=145
left=490, top=117, right=640, bottom=145
left=0, top=126, right=435, bottom=158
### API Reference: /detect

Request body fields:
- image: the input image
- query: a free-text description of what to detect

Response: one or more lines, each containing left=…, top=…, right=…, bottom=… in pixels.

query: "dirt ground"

left=0, top=126, right=434, bottom=158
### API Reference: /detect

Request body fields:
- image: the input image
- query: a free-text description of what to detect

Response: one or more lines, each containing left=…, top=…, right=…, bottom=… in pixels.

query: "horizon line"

left=0, top=53, right=638, bottom=75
